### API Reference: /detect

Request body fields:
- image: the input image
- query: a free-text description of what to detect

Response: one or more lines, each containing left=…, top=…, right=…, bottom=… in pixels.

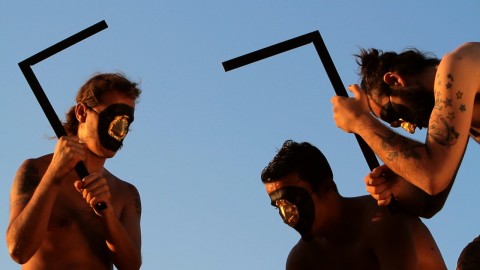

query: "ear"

left=383, top=72, right=405, bottom=87
left=75, top=103, right=88, bottom=123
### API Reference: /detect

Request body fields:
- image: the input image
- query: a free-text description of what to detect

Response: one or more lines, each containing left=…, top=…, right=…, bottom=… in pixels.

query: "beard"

left=391, top=84, right=435, bottom=129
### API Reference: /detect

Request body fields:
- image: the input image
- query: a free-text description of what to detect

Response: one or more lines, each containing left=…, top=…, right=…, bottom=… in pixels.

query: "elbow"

left=129, top=258, right=142, bottom=270
left=423, top=185, right=440, bottom=196
left=417, top=202, right=444, bottom=219
left=115, top=254, right=142, bottom=270
left=420, top=171, right=453, bottom=196
left=7, top=235, right=34, bottom=265
left=422, top=180, right=454, bottom=219
left=8, top=245, right=31, bottom=265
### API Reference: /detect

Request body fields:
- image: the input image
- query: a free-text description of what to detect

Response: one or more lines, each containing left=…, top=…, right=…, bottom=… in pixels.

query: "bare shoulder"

left=103, top=170, right=142, bottom=216
left=9, top=155, right=52, bottom=214
left=12, top=154, right=52, bottom=195
left=445, top=42, right=480, bottom=65
left=451, top=42, right=480, bottom=55
left=362, top=197, right=413, bottom=239
left=286, top=238, right=324, bottom=270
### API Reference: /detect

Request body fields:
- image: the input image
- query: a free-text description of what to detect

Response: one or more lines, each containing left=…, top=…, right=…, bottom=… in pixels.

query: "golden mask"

left=275, top=199, right=299, bottom=227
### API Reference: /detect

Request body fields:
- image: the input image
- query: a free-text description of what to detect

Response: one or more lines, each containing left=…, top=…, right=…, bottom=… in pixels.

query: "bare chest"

left=45, top=185, right=105, bottom=240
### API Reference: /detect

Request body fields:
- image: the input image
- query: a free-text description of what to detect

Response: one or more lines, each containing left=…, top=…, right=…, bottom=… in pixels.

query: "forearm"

left=355, top=115, right=452, bottom=194
left=7, top=170, right=61, bottom=263
left=389, top=173, right=453, bottom=218
left=103, top=210, right=141, bottom=270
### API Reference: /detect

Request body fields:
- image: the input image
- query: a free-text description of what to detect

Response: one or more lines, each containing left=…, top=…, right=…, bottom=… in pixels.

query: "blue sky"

left=1, top=1, right=479, bottom=269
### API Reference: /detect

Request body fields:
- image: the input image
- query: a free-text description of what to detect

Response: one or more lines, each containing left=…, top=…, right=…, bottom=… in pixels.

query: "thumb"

left=74, top=180, right=84, bottom=192
left=348, top=84, right=370, bottom=109
left=348, top=84, right=364, bottom=99
left=373, top=164, right=391, bottom=176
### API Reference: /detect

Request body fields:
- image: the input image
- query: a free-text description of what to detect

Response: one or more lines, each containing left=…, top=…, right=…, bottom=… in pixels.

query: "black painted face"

left=269, top=186, right=315, bottom=240
left=380, top=85, right=434, bottom=132
left=94, top=103, right=135, bottom=152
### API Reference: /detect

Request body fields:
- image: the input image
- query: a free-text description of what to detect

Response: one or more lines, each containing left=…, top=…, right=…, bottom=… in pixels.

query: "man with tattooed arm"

left=331, top=43, right=480, bottom=268
left=6, top=73, right=142, bottom=270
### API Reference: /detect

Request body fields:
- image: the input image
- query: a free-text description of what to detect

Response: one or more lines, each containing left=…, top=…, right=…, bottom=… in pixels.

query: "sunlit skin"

left=264, top=173, right=446, bottom=270
left=332, top=43, right=480, bottom=212
left=6, top=90, right=142, bottom=270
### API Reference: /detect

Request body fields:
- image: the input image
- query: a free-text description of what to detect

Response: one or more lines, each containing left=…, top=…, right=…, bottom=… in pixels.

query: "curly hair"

left=63, top=73, right=142, bottom=135
left=356, top=48, right=440, bottom=103
left=261, top=140, right=337, bottom=194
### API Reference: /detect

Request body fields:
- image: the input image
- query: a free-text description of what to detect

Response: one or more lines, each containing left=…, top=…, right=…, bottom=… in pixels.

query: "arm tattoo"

left=445, top=73, right=454, bottom=89
left=378, top=132, right=422, bottom=161
left=128, top=184, right=142, bottom=216
left=429, top=73, right=465, bottom=147
left=456, top=91, right=463, bottom=99
left=429, top=117, right=460, bottom=147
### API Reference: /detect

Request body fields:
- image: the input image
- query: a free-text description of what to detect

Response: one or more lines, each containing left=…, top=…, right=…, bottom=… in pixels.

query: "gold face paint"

left=108, top=115, right=131, bottom=141
left=399, top=119, right=416, bottom=134
left=275, top=199, right=299, bottom=227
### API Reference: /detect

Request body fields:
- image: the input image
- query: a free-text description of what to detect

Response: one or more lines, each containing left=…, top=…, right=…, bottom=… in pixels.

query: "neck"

left=84, top=149, right=107, bottom=174
left=313, top=193, right=347, bottom=239
left=421, top=65, right=438, bottom=91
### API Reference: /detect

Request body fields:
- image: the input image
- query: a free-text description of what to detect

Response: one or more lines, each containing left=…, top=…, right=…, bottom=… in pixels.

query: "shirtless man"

left=331, top=42, right=480, bottom=212
left=331, top=42, right=480, bottom=268
left=6, top=73, right=142, bottom=270
left=261, top=140, right=446, bottom=270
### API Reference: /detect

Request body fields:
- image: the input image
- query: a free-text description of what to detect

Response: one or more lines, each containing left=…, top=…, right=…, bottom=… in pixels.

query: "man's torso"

left=21, top=155, right=127, bottom=270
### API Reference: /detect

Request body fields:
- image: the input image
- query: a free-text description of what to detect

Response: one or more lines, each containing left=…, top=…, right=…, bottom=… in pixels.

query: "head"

left=261, top=140, right=337, bottom=239
left=457, top=237, right=480, bottom=270
left=64, top=73, right=142, bottom=155
left=356, top=48, right=440, bottom=133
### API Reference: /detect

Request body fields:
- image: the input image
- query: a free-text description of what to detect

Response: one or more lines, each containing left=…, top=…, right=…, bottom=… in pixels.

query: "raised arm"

left=6, top=137, right=86, bottom=263
left=332, top=43, right=480, bottom=195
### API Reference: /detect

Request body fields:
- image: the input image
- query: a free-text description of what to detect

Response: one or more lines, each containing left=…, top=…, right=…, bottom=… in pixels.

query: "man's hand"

left=48, top=136, right=87, bottom=181
left=365, top=164, right=393, bottom=206
left=331, top=84, right=372, bottom=133
left=74, top=172, right=111, bottom=216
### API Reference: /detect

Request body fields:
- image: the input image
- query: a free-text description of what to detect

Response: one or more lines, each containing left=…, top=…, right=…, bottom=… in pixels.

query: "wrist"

left=354, top=112, right=378, bottom=135
left=43, top=167, right=64, bottom=186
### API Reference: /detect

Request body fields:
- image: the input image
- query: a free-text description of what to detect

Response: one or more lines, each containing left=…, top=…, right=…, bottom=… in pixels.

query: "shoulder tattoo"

left=429, top=73, right=465, bottom=147
left=128, top=184, right=142, bottom=216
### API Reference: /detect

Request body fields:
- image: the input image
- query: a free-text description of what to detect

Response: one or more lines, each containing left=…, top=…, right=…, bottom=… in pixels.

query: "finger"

left=371, top=164, right=391, bottom=177
left=366, top=175, right=387, bottom=186
left=74, top=180, right=84, bottom=192
left=81, top=178, right=109, bottom=200
left=83, top=184, right=106, bottom=202
left=82, top=184, right=106, bottom=201
left=366, top=181, right=390, bottom=194
left=377, top=197, right=392, bottom=206
left=330, top=96, right=343, bottom=107
left=81, top=172, right=103, bottom=186
left=349, top=84, right=371, bottom=111
left=369, top=190, right=392, bottom=202
left=348, top=84, right=362, bottom=97
left=88, top=191, right=109, bottom=207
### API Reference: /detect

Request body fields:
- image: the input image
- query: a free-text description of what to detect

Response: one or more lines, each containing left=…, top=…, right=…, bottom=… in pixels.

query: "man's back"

left=285, top=196, right=446, bottom=270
